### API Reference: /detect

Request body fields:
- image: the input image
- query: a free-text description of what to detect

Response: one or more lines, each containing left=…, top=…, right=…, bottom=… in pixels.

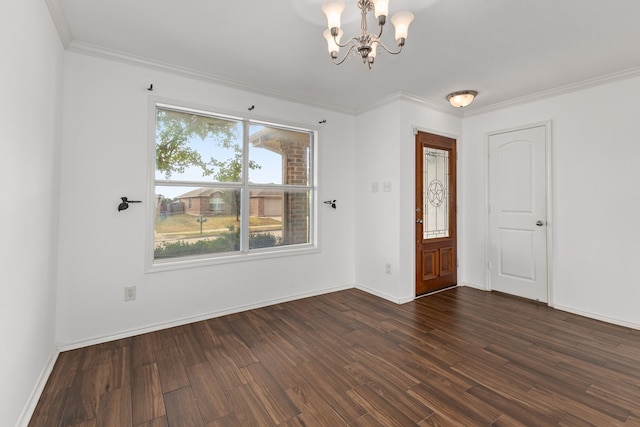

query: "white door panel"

left=489, top=125, right=548, bottom=302
left=499, top=228, right=535, bottom=280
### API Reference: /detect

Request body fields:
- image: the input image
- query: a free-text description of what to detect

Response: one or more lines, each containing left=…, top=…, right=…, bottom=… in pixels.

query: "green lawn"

left=155, top=213, right=280, bottom=234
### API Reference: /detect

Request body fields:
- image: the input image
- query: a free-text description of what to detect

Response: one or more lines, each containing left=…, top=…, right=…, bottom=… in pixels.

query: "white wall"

left=461, top=75, right=640, bottom=328
left=0, top=0, right=64, bottom=425
left=354, top=99, right=462, bottom=303
left=56, top=52, right=357, bottom=346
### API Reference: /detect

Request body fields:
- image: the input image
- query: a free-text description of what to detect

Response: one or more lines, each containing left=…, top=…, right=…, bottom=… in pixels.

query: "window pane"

left=423, top=147, right=449, bottom=239
left=248, top=189, right=310, bottom=249
left=249, top=124, right=311, bottom=185
left=154, top=185, right=242, bottom=259
left=155, top=107, right=243, bottom=183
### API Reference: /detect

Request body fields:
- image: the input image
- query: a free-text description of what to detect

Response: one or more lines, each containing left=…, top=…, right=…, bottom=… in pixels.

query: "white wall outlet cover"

left=124, top=286, right=136, bottom=301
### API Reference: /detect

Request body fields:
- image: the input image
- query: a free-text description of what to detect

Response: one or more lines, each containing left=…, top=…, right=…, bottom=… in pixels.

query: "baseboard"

left=16, top=348, right=59, bottom=427
left=553, top=304, right=640, bottom=331
left=460, top=283, right=640, bottom=331
left=459, top=281, right=488, bottom=291
left=354, top=283, right=413, bottom=304
left=57, top=284, right=355, bottom=351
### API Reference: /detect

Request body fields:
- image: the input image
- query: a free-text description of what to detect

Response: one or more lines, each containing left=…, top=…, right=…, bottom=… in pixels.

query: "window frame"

left=145, top=99, right=319, bottom=273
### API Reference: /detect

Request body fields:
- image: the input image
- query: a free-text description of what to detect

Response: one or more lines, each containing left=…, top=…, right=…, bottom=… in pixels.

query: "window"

left=151, top=103, right=316, bottom=267
left=209, top=193, right=225, bottom=213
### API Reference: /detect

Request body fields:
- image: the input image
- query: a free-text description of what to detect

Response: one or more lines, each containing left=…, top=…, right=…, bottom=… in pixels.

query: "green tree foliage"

left=156, top=109, right=235, bottom=178
left=156, top=108, right=260, bottom=180
left=155, top=108, right=261, bottom=221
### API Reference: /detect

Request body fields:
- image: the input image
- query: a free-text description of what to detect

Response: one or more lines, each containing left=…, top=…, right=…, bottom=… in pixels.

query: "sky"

left=156, top=124, right=285, bottom=199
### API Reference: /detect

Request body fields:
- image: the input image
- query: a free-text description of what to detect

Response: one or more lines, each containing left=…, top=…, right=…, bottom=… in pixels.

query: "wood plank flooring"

left=29, top=287, right=640, bottom=426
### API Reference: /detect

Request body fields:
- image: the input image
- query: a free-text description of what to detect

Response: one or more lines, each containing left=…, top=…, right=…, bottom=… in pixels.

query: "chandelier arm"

left=333, top=34, right=361, bottom=49
left=377, top=39, right=404, bottom=55
left=333, top=44, right=358, bottom=65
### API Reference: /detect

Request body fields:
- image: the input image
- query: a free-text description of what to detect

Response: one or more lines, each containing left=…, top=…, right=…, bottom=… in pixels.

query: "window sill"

left=145, top=244, right=320, bottom=273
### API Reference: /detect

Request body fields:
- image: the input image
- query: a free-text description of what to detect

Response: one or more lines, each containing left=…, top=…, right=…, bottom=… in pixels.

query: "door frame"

left=485, top=120, right=554, bottom=306
left=413, top=128, right=461, bottom=298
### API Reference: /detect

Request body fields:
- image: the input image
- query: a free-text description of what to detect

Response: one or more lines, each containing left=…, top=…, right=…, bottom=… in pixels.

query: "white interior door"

left=488, top=125, right=549, bottom=302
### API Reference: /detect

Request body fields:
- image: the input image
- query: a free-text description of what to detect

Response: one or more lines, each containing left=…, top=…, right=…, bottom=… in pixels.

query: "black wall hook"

left=118, top=196, right=142, bottom=212
left=319, top=119, right=326, bottom=124
left=248, top=105, right=255, bottom=111
left=147, top=84, right=154, bottom=91
left=324, top=200, right=337, bottom=209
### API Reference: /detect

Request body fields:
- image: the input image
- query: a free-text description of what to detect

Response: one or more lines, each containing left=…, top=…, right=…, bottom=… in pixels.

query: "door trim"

left=485, top=120, right=554, bottom=306
left=410, top=127, right=461, bottom=302
left=415, top=131, right=458, bottom=296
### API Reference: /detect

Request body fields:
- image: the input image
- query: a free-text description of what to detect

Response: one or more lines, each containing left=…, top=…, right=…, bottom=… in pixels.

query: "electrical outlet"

left=124, top=286, right=136, bottom=302
left=385, top=263, right=391, bottom=274
left=383, top=181, right=392, bottom=192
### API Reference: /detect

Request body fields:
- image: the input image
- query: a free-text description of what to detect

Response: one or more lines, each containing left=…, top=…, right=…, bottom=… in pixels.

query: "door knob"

left=416, top=219, right=423, bottom=224
left=536, top=220, right=544, bottom=226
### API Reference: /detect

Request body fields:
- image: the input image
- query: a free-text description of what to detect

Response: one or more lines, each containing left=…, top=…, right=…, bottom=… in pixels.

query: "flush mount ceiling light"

left=446, top=90, right=478, bottom=108
left=322, top=0, right=414, bottom=69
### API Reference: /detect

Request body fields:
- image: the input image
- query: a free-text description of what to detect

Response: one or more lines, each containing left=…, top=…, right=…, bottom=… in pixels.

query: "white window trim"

left=145, top=98, right=319, bottom=273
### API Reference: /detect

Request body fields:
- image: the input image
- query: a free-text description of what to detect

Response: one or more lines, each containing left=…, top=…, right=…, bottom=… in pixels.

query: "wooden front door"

left=415, top=132, right=457, bottom=295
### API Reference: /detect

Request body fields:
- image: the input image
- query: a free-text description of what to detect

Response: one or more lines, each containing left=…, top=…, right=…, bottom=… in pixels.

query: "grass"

left=155, top=213, right=280, bottom=234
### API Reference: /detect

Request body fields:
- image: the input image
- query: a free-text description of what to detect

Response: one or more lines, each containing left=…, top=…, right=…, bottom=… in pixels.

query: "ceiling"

left=52, top=0, right=640, bottom=114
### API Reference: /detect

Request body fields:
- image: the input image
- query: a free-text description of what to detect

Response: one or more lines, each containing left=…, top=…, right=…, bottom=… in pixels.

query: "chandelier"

left=322, top=0, right=414, bottom=69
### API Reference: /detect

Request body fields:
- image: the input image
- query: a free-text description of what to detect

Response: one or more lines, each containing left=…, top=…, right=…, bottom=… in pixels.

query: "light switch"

left=371, top=182, right=379, bottom=193
left=383, top=181, right=392, bottom=192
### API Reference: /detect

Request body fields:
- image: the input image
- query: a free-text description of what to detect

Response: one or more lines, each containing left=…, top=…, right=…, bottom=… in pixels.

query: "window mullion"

left=241, top=120, right=250, bottom=253
left=151, top=103, right=316, bottom=269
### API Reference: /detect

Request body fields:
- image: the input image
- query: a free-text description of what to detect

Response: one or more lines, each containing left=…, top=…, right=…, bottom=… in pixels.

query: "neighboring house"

left=250, top=189, right=283, bottom=217
left=174, top=187, right=283, bottom=217
left=156, top=195, right=184, bottom=216
left=176, top=188, right=231, bottom=216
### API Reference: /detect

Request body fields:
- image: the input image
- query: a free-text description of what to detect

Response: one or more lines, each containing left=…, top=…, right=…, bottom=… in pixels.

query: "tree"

left=155, top=108, right=238, bottom=179
left=156, top=108, right=260, bottom=221
left=209, top=144, right=260, bottom=221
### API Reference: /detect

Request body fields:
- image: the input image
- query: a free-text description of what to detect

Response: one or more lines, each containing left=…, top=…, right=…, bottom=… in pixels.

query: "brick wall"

left=282, top=141, right=309, bottom=245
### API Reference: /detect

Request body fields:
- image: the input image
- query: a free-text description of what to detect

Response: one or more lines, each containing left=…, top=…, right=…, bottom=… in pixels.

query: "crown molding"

left=355, top=91, right=464, bottom=117
left=464, top=65, right=640, bottom=117
left=66, top=41, right=358, bottom=116
left=397, top=92, right=465, bottom=117
left=64, top=43, right=462, bottom=119
left=56, top=27, right=640, bottom=120
left=44, top=0, right=72, bottom=47
left=64, top=40, right=468, bottom=119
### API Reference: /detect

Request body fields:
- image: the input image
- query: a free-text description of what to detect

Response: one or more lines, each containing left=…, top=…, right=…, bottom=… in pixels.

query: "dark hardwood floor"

left=29, top=287, right=640, bottom=426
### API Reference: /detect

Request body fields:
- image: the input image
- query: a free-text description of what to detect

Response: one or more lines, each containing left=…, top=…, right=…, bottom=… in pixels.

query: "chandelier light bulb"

left=368, top=39, right=379, bottom=66
left=372, top=0, right=389, bottom=19
left=391, top=11, right=414, bottom=41
left=322, top=0, right=345, bottom=30
left=324, top=28, right=343, bottom=56
left=369, top=40, right=379, bottom=59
